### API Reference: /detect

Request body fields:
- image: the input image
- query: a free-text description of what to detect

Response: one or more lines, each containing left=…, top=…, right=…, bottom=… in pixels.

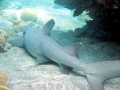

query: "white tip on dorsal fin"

left=63, top=42, right=82, bottom=58
left=42, top=19, right=55, bottom=36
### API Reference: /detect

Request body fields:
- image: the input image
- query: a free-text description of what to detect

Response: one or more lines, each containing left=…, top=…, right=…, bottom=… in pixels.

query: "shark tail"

left=86, top=74, right=104, bottom=90
left=83, top=60, right=120, bottom=90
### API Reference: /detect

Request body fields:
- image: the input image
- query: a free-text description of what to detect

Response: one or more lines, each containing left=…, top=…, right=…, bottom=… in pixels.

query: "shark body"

left=8, top=19, right=120, bottom=90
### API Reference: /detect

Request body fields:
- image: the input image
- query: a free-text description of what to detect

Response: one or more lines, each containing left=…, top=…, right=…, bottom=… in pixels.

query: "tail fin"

left=86, top=74, right=104, bottom=90
left=84, top=60, right=120, bottom=90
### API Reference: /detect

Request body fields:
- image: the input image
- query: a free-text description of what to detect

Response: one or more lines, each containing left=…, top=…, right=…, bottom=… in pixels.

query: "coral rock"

left=0, top=29, right=11, bottom=52
left=0, top=29, right=7, bottom=45
left=20, top=9, right=37, bottom=22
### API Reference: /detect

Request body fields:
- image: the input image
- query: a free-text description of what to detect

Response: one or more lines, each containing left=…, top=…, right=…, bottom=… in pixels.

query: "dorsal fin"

left=63, top=42, right=82, bottom=58
left=42, top=19, right=55, bottom=36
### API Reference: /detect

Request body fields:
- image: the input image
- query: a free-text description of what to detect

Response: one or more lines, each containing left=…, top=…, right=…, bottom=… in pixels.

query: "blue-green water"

left=0, top=0, right=120, bottom=90
left=0, top=0, right=86, bottom=30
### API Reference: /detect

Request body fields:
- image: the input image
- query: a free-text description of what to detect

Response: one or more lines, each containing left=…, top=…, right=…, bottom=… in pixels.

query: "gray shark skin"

left=8, top=19, right=120, bottom=90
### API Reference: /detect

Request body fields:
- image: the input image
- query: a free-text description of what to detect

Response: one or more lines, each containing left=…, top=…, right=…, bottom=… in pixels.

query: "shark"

left=8, top=19, right=120, bottom=90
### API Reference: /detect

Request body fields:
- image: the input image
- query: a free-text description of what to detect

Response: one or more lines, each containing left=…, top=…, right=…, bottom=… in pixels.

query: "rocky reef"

left=54, top=0, right=120, bottom=42
left=0, top=7, right=48, bottom=52
left=0, top=29, right=11, bottom=53
left=20, top=9, right=37, bottom=22
left=0, top=8, right=44, bottom=36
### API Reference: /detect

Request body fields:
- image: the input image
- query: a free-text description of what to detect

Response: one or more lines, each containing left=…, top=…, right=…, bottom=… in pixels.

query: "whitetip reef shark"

left=8, top=19, right=120, bottom=90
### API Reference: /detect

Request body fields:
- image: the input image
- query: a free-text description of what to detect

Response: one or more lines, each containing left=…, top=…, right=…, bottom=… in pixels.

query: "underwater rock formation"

left=54, top=0, right=120, bottom=42
left=0, top=72, right=10, bottom=90
left=0, top=10, right=18, bottom=22
left=0, top=29, right=11, bottom=52
left=11, top=20, right=25, bottom=33
left=0, top=9, right=44, bottom=37
left=96, top=0, right=120, bottom=9
left=10, top=18, right=44, bottom=36
left=0, top=21, right=12, bottom=34
left=20, top=9, right=37, bottom=22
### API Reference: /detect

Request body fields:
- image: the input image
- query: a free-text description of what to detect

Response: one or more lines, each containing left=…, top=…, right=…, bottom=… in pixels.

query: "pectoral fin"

left=7, top=36, right=24, bottom=48
left=36, top=55, right=50, bottom=64
left=59, top=63, right=72, bottom=75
